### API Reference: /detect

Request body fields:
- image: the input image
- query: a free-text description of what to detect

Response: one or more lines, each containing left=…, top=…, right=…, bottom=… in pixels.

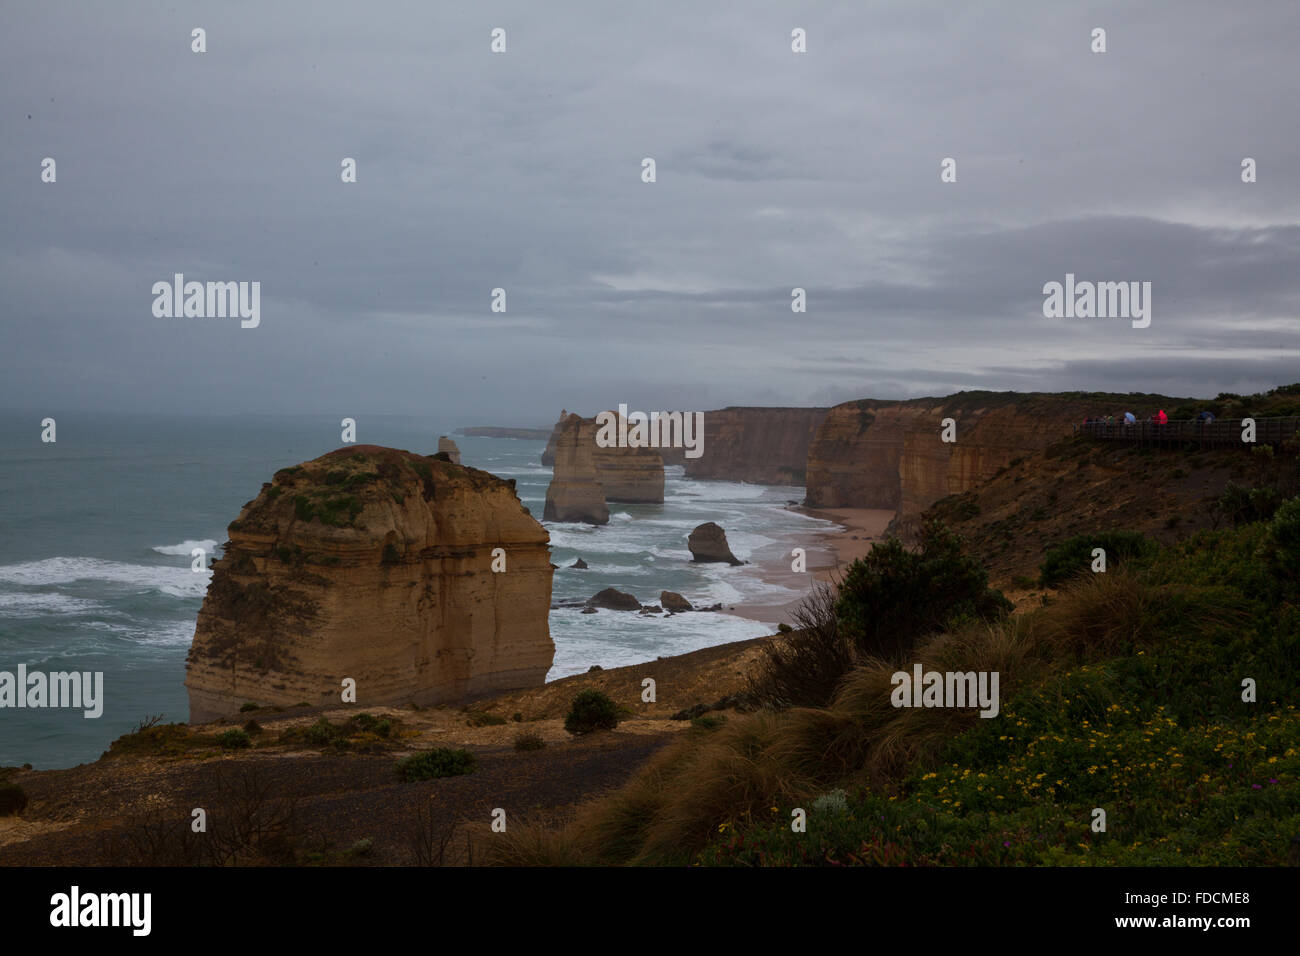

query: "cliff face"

left=186, top=445, right=554, bottom=722
left=806, top=392, right=1181, bottom=520
left=543, top=415, right=610, bottom=524
left=593, top=442, right=664, bottom=502
left=682, top=407, right=829, bottom=485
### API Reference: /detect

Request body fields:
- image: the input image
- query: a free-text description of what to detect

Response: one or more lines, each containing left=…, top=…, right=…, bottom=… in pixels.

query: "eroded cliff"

left=682, top=407, right=829, bottom=484
left=805, top=391, right=1180, bottom=520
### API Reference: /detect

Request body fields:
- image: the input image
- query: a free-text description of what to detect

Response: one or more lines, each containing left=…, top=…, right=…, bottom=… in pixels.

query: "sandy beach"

left=724, top=507, right=896, bottom=626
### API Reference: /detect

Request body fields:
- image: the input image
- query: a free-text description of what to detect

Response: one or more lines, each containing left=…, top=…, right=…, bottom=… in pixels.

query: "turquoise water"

left=0, top=412, right=831, bottom=769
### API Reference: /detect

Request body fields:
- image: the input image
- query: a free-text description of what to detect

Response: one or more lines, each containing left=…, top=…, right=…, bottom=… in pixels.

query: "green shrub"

left=836, top=520, right=1011, bottom=661
left=216, top=729, right=252, bottom=750
left=103, top=721, right=197, bottom=759
left=239, top=702, right=260, bottom=712
left=1217, top=482, right=1283, bottom=527
left=396, top=748, right=477, bottom=781
left=1268, top=495, right=1300, bottom=584
left=748, top=582, right=856, bottom=709
left=564, top=690, right=620, bottom=735
left=242, top=719, right=263, bottom=736
left=512, top=712, right=524, bottom=723
left=466, top=710, right=508, bottom=727
left=514, top=733, right=546, bottom=752
left=776, top=623, right=793, bottom=634
left=0, top=783, right=28, bottom=817
left=1039, top=530, right=1156, bottom=587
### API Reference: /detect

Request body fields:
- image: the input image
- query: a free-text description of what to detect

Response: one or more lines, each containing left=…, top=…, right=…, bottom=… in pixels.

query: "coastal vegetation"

left=492, top=496, right=1300, bottom=866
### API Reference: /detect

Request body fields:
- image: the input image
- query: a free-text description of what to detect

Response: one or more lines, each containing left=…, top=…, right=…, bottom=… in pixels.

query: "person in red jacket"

left=1156, top=409, right=1168, bottom=425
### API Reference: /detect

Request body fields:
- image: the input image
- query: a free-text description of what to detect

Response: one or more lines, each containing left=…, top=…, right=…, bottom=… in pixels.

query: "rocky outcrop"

left=185, top=445, right=554, bottom=723
left=542, top=410, right=664, bottom=503
left=437, top=436, right=461, bottom=464
left=570, top=557, right=588, bottom=569
left=660, top=591, right=692, bottom=612
left=543, top=414, right=609, bottom=524
left=688, top=522, right=742, bottom=565
left=683, top=406, right=829, bottom=485
left=587, top=587, right=642, bottom=610
left=805, top=391, right=1180, bottom=521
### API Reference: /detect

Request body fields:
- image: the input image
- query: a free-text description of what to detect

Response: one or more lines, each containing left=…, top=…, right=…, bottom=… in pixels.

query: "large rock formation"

left=186, top=445, right=554, bottom=722
left=804, top=391, right=1180, bottom=521
left=592, top=434, right=664, bottom=504
left=683, top=406, right=829, bottom=485
left=437, top=436, right=461, bottom=464
left=688, top=522, right=742, bottom=565
left=542, top=410, right=664, bottom=503
left=543, top=414, right=610, bottom=524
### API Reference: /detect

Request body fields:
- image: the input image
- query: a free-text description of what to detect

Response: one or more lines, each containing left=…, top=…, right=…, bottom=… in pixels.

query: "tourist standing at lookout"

left=1124, top=411, right=1137, bottom=425
left=1156, top=409, right=1168, bottom=425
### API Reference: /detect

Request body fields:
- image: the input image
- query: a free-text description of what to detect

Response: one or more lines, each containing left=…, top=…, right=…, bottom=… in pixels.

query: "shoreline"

left=723, top=506, right=895, bottom=627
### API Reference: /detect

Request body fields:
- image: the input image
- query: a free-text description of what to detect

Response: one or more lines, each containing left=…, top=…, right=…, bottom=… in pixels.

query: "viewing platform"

left=1074, top=417, right=1300, bottom=447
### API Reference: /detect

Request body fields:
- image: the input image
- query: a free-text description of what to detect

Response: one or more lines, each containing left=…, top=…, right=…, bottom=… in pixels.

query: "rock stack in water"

left=542, top=409, right=665, bottom=503
left=185, top=445, right=554, bottom=722
left=437, top=436, right=461, bottom=464
left=543, top=414, right=610, bottom=524
left=688, top=522, right=742, bottom=565
left=592, top=414, right=664, bottom=503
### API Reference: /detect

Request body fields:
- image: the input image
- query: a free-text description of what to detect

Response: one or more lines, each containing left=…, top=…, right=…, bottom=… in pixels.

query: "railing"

left=1073, top=417, right=1300, bottom=447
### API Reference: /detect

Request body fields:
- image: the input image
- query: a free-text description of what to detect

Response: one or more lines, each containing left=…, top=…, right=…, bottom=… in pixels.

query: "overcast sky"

left=3, top=1, right=1298, bottom=425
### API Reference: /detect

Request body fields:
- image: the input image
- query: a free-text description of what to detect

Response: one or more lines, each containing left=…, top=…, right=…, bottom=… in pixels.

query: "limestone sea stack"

left=592, top=422, right=664, bottom=503
left=688, top=522, right=742, bottom=565
left=437, top=436, right=461, bottom=464
left=543, top=414, right=610, bottom=524
left=543, top=409, right=665, bottom=503
left=185, top=445, right=554, bottom=722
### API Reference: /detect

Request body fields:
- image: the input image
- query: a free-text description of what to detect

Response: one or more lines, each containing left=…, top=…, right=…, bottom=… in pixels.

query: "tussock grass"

left=489, top=570, right=1249, bottom=866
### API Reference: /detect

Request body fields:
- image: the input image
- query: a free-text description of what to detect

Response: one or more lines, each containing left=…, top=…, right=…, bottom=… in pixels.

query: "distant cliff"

left=186, top=445, right=554, bottom=722
left=683, top=407, right=829, bottom=485
left=457, top=426, right=553, bottom=439
left=805, top=391, right=1182, bottom=519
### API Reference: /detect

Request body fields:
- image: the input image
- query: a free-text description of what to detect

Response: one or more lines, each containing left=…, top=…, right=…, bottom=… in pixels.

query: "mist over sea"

left=0, top=412, right=831, bottom=769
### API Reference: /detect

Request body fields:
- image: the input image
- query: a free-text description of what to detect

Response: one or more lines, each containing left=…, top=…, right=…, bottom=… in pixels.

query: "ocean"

left=0, top=411, right=833, bottom=769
